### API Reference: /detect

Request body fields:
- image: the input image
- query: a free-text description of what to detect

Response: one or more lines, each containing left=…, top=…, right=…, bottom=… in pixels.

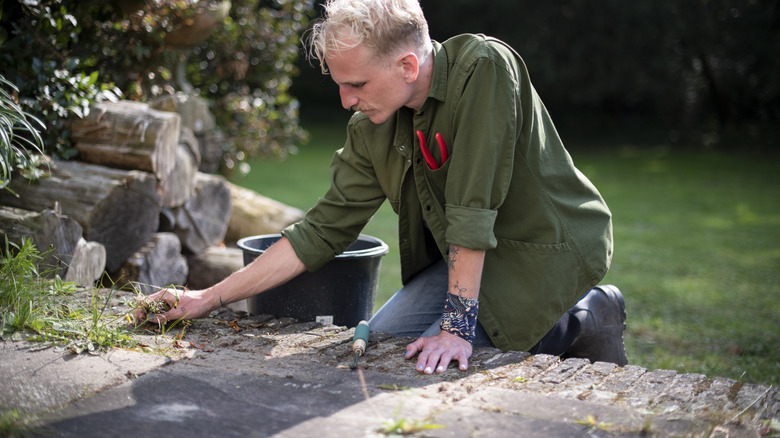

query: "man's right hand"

left=132, top=288, right=214, bottom=325
left=131, top=236, right=306, bottom=326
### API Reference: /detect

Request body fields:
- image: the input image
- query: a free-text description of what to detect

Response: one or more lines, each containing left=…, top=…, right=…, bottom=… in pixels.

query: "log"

left=149, top=94, right=216, bottom=135
left=186, top=245, right=244, bottom=290
left=159, top=127, right=201, bottom=208
left=196, top=130, right=226, bottom=174
left=0, top=207, right=83, bottom=278
left=225, top=183, right=304, bottom=244
left=0, top=160, right=161, bottom=272
left=165, top=172, right=231, bottom=254
left=114, top=232, right=187, bottom=293
left=71, top=101, right=181, bottom=180
left=115, top=233, right=188, bottom=294
left=63, top=238, right=106, bottom=287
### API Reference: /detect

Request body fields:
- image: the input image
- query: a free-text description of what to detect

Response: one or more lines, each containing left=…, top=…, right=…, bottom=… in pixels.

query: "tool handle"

left=352, top=320, right=369, bottom=354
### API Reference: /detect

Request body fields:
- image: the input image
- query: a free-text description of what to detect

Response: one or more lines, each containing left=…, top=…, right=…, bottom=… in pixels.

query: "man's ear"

left=398, top=52, right=419, bottom=83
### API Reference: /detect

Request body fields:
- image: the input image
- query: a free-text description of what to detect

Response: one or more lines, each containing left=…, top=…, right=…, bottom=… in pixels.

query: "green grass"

left=236, top=122, right=779, bottom=386
left=582, top=146, right=779, bottom=386
left=1, top=238, right=136, bottom=353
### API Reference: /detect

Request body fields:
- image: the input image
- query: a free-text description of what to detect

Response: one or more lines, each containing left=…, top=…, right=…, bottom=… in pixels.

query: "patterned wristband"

left=440, top=293, right=479, bottom=343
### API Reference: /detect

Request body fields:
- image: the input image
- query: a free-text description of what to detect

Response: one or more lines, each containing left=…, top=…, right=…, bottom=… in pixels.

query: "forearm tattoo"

left=447, top=245, right=459, bottom=271
left=452, top=280, right=468, bottom=298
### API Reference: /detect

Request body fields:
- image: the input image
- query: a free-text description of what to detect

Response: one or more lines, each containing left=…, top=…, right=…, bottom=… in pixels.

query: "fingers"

left=417, top=348, right=453, bottom=374
left=404, top=338, right=424, bottom=359
left=454, top=350, right=469, bottom=371
left=405, top=339, right=444, bottom=373
left=405, top=333, right=472, bottom=374
left=157, top=288, right=182, bottom=307
left=145, top=314, right=166, bottom=327
left=131, top=306, right=168, bottom=325
left=131, top=308, right=147, bottom=324
left=132, top=288, right=182, bottom=325
left=433, top=352, right=454, bottom=374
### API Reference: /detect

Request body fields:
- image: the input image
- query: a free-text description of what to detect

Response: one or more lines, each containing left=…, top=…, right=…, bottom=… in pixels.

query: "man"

left=137, top=0, right=627, bottom=373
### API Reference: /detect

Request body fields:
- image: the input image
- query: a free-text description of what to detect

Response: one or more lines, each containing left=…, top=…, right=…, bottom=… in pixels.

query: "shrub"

left=190, top=0, right=314, bottom=171
left=0, top=2, right=122, bottom=161
left=0, top=75, right=47, bottom=191
left=0, top=0, right=314, bottom=175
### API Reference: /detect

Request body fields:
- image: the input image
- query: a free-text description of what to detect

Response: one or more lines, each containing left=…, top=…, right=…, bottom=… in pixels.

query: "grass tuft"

left=1, top=237, right=136, bottom=353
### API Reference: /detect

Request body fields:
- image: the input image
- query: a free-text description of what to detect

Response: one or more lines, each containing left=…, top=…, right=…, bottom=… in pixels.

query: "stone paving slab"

left=0, top=341, right=177, bottom=415
left=1, top=309, right=777, bottom=437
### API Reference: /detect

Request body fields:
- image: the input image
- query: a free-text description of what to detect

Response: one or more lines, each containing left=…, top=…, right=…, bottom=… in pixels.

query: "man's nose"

left=339, top=86, right=358, bottom=110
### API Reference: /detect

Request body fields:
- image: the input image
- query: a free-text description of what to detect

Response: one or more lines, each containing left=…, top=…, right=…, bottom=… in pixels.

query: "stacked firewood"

left=0, top=98, right=304, bottom=292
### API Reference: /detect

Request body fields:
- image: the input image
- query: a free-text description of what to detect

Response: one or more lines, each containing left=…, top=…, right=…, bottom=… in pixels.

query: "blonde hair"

left=306, top=0, right=432, bottom=73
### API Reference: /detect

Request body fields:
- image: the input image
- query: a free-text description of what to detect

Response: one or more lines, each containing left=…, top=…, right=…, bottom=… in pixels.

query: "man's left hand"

left=404, top=331, right=472, bottom=373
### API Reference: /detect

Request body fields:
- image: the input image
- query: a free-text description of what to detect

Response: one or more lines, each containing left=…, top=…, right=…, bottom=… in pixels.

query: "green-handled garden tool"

left=350, top=320, right=369, bottom=369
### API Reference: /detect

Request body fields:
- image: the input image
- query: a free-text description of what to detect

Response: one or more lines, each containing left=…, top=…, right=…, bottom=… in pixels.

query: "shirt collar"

left=427, top=40, right=448, bottom=103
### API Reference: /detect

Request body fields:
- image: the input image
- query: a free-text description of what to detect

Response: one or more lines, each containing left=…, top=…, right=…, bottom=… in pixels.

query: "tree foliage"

left=0, top=1, right=122, bottom=161
left=294, top=1, right=778, bottom=147
left=190, top=0, right=313, bottom=169
left=419, top=0, right=779, bottom=145
left=0, top=0, right=314, bottom=174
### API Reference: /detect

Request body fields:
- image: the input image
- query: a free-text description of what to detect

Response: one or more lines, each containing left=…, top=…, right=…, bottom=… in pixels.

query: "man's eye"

left=352, top=82, right=366, bottom=89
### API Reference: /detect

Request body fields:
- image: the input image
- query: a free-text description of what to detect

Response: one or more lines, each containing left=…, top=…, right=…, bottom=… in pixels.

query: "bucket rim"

left=237, top=233, right=389, bottom=258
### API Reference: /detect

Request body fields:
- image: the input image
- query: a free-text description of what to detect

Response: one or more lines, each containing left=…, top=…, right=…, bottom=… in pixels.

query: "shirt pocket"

left=496, top=238, right=571, bottom=253
left=421, top=158, right=451, bottom=202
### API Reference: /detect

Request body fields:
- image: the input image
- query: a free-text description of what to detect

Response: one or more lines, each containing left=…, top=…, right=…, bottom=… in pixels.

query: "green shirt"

left=283, top=34, right=613, bottom=351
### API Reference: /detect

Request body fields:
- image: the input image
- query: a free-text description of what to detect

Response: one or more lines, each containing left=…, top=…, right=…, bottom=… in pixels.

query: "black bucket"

left=237, top=234, right=389, bottom=327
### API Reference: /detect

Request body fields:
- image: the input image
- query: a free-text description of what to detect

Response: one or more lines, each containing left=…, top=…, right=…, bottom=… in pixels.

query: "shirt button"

left=398, top=145, right=406, bottom=152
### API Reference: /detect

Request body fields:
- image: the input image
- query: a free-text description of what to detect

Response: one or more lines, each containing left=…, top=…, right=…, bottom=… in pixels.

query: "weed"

left=137, top=297, right=171, bottom=315
left=759, top=419, right=780, bottom=437
left=378, top=416, right=445, bottom=436
left=130, top=292, right=172, bottom=321
left=0, top=237, right=136, bottom=353
left=69, top=288, right=136, bottom=354
left=125, top=286, right=188, bottom=337
left=0, top=409, right=32, bottom=438
left=1, top=237, right=71, bottom=337
left=575, top=414, right=613, bottom=433
left=371, top=395, right=446, bottom=436
left=376, top=384, right=412, bottom=391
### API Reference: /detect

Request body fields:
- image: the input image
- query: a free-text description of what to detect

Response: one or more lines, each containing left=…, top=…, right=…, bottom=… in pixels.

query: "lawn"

left=235, top=121, right=779, bottom=386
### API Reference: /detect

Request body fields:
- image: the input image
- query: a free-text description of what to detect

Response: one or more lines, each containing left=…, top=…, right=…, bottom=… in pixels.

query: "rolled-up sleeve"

left=282, top=123, right=386, bottom=271
left=445, top=205, right=498, bottom=249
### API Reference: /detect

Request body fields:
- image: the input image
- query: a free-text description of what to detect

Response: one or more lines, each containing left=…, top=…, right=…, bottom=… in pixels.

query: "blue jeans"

left=369, top=260, right=580, bottom=354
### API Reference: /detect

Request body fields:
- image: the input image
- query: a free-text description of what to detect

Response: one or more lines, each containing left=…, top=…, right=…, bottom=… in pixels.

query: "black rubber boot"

left=564, top=285, right=628, bottom=366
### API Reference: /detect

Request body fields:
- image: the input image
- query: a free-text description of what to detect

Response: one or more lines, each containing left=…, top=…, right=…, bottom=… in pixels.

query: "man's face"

left=326, top=43, right=414, bottom=125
